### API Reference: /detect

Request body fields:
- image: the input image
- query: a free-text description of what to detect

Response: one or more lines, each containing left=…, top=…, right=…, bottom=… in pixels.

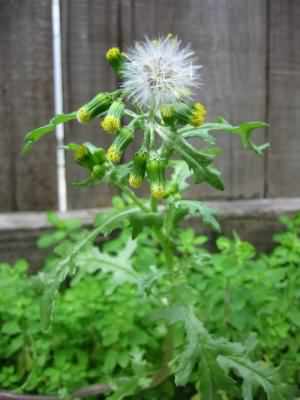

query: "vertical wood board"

left=120, top=0, right=267, bottom=200
left=0, top=0, right=57, bottom=211
left=61, top=0, right=120, bottom=209
left=268, top=0, right=300, bottom=196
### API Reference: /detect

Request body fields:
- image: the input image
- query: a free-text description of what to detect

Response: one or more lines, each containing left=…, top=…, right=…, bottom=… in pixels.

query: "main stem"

left=115, top=112, right=177, bottom=281
left=114, top=184, right=177, bottom=389
left=116, top=182, right=176, bottom=280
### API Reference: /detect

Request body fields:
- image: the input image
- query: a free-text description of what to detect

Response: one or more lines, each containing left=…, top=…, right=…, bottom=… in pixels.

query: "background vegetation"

left=1, top=206, right=299, bottom=399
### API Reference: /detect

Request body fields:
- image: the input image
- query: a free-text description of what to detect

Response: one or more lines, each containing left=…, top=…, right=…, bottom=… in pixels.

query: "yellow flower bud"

left=100, top=100, right=124, bottom=133
left=74, top=144, right=89, bottom=162
left=129, top=174, right=143, bottom=189
left=107, top=145, right=121, bottom=164
left=151, top=183, right=166, bottom=199
left=106, top=47, right=122, bottom=63
left=105, top=47, right=124, bottom=75
left=190, top=102, right=207, bottom=127
left=77, top=106, right=91, bottom=124
left=101, top=115, right=121, bottom=134
left=76, top=92, right=115, bottom=124
left=106, top=127, right=134, bottom=163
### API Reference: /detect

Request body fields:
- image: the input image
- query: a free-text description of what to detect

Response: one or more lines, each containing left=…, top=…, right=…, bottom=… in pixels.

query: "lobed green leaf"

left=23, top=112, right=76, bottom=153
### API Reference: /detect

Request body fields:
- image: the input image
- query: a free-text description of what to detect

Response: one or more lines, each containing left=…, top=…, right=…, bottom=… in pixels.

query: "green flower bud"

left=72, top=143, right=106, bottom=170
left=165, top=182, right=179, bottom=197
left=101, top=100, right=125, bottom=133
left=172, top=101, right=207, bottom=127
left=91, top=164, right=106, bottom=180
left=128, top=148, right=148, bottom=189
left=76, top=92, right=115, bottom=124
left=76, top=107, right=91, bottom=124
left=160, top=104, right=176, bottom=125
left=105, top=47, right=125, bottom=74
left=150, top=183, right=166, bottom=200
left=73, top=144, right=94, bottom=169
left=74, top=144, right=89, bottom=163
left=106, top=127, right=134, bottom=164
left=128, top=174, right=143, bottom=189
left=146, top=153, right=167, bottom=199
left=92, top=147, right=106, bottom=165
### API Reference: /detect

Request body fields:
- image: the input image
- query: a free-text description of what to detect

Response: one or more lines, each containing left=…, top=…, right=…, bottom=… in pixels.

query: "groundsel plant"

left=24, top=36, right=289, bottom=399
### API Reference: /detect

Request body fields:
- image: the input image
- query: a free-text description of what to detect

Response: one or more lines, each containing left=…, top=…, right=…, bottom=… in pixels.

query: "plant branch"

left=115, top=182, right=150, bottom=212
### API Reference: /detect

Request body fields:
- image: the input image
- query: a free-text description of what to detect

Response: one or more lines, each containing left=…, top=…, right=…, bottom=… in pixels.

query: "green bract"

left=129, top=148, right=148, bottom=189
left=22, top=38, right=278, bottom=399
left=77, top=92, right=116, bottom=124
left=107, top=127, right=134, bottom=164
left=101, top=100, right=125, bottom=133
left=146, top=152, right=167, bottom=199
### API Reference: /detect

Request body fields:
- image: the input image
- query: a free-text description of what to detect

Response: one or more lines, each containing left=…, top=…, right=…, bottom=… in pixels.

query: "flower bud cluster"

left=71, top=143, right=107, bottom=182
left=71, top=43, right=207, bottom=200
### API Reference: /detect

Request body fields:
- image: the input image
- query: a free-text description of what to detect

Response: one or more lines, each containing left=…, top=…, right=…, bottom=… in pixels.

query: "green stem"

left=149, top=122, right=155, bottom=148
left=156, top=123, right=177, bottom=158
left=112, top=175, right=179, bottom=391
left=151, top=196, right=158, bottom=212
left=124, top=109, right=139, bottom=119
left=160, top=235, right=174, bottom=273
left=115, top=182, right=150, bottom=212
left=114, top=179, right=176, bottom=280
left=145, top=122, right=155, bottom=151
left=97, top=174, right=178, bottom=301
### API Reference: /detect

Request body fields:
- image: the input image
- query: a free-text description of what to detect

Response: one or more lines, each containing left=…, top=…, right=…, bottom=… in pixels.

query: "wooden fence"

left=0, top=0, right=299, bottom=212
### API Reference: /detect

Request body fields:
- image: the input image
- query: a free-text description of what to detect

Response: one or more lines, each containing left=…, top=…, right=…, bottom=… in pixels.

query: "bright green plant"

left=185, top=218, right=300, bottom=396
left=3, top=213, right=300, bottom=397
left=22, top=35, right=290, bottom=399
left=0, top=228, right=167, bottom=398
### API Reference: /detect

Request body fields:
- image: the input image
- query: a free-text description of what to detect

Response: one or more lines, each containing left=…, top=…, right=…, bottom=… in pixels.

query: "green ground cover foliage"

left=0, top=209, right=299, bottom=399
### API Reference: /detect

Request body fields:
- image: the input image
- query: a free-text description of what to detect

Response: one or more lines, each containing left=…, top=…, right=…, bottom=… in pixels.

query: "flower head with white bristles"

left=121, top=35, right=202, bottom=110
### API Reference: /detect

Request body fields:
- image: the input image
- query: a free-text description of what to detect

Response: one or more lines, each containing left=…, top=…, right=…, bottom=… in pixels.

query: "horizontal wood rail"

left=1, top=198, right=300, bottom=231
left=0, top=199, right=300, bottom=266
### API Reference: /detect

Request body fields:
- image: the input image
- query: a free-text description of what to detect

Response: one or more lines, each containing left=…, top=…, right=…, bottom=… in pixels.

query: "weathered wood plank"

left=0, top=0, right=57, bottom=211
left=268, top=0, right=300, bottom=196
left=1, top=198, right=299, bottom=266
left=120, top=0, right=267, bottom=200
left=2, top=198, right=300, bottom=232
left=61, top=0, right=120, bottom=209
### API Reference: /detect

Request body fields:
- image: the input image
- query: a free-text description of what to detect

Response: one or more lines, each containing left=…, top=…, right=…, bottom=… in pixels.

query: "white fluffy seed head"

left=121, top=36, right=202, bottom=110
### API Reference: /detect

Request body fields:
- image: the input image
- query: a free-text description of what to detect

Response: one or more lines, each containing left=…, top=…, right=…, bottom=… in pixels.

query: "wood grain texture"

left=0, top=0, right=57, bottom=211
left=119, top=0, right=267, bottom=200
left=61, top=0, right=120, bottom=209
left=1, top=198, right=299, bottom=266
left=268, top=0, right=300, bottom=196
left=2, top=0, right=300, bottom=212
